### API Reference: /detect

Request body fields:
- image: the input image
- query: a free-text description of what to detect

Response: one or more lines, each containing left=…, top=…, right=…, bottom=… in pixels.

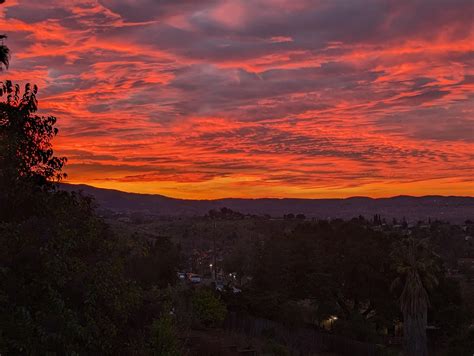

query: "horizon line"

left=60, top=182, right=474, bottom=202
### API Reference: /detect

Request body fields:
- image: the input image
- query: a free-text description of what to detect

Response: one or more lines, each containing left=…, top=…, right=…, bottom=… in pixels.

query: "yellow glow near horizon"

left=65, top=176, right=474, bottom=200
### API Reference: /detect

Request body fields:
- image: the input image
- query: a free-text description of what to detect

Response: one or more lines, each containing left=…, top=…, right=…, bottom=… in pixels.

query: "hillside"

left=61, top=184, right=474, bottom=222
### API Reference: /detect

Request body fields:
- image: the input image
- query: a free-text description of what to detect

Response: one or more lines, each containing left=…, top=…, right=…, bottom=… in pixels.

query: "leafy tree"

left=0, top=34, right=9, bottom=71
left=430, top=275, right=471, bottom=337
left=246, top=219, right=471, bottom=347
left=263, top=340, right=290, bottom=356
left=0, top=191, right=144, bottom=353
left=0, top=14, right=181, bottom=353
left=0, top=0, right=9, bottom=71
left=245, top=220, right=400, bottom=338
left=222, top=239, right=255, bottom=284
left=0, top=81, right=66, bottom=221
left=192, top=288, right=227, bottom=328
left=390, top=238, right=439, bottom=356
left=126, top=236, right=181, bottom=289
left=150, top=312, right=182, bottom=356
left=0, top=86, right=146, bottom=353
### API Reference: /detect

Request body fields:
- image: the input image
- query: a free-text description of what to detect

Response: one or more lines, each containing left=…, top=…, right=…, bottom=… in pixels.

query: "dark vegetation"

left=1, top=13, right=474, bottom=355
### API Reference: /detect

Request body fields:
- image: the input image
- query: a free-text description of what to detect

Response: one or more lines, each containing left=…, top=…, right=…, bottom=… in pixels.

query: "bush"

left=192, top=289, right=227, bottom=328
left=150, top=314, right=181, bottom=356
left=264, top=339, right=290, bottom=356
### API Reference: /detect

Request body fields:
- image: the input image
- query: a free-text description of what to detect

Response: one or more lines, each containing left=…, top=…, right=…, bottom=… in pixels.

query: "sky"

left=1, top=0, right=473, bottom=199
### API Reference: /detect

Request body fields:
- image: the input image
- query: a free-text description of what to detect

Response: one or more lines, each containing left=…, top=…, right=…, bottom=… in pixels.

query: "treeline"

left=222, top=219, right=474, bottom=355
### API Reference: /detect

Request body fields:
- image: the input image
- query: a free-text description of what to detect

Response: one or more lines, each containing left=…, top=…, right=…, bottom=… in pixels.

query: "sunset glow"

left=2, top=0, right=473, bottom=199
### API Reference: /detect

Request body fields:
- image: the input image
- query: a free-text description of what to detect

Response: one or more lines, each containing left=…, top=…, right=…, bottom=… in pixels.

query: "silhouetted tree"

left=0, top=81, right=66, bottom=221
left=0, top=11, right=181, bottom=353
left=0, top=0, right=9, bottom=71
left=0, top=35, right=9, bottom=71
left=391, top=238, right=439, bottom=356
left=0, top=87, right=143, bottom=353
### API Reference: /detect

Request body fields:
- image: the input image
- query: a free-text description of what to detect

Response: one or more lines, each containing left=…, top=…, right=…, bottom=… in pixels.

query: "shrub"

left=150, top=314, right=181, bottom=356
left=192, top=289, right=227, bottom=328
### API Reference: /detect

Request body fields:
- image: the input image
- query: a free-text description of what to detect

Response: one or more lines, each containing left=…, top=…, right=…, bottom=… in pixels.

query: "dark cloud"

left=60, top=149, right=118, bottom=161
left=164, top=63, right=382, bottom=120
left=98, top=0, right=218, bottom=22
left=395, top=89, right=450, bottom=105
left=6, top=2, right=71, bottom=23
left=379, top=103, right=474, bottom=143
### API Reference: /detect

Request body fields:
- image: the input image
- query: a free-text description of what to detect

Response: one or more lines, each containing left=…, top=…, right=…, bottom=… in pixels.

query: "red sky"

left=1, top=0, right=473, bottom=199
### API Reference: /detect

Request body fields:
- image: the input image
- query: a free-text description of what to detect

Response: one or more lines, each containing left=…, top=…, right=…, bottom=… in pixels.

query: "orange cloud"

left=1, top=0, right=472, bottom=198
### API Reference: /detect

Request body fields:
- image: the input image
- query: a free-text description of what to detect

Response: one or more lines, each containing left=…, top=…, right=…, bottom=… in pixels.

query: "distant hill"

left=61, top=184, right=474, bottom=222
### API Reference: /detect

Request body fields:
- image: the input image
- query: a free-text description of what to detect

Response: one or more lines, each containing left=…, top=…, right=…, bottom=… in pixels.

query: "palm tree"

left=391, top=237, right=439, bottom=356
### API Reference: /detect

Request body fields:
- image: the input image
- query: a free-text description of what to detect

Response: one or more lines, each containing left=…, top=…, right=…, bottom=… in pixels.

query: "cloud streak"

left=1, top=0, right=473, bottom=198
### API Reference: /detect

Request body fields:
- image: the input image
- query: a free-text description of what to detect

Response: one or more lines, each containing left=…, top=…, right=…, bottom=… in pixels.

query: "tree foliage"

left=248, top=220, right=397, bottom=333
left=390, top=237, right=439, bottom=356
left=0, top=85, right=175, bottom=353
left=192, top=288, right=227, bottom=328
left=0, top=189, right=146, bottom=353
left=0, top=81, right=66, bottom=221
left=150, top=312, right=182, bottom=356
left=0, top=32, right=9, bottom=71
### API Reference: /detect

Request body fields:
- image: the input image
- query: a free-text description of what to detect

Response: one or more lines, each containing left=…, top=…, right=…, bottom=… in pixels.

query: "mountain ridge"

left=61, top=183, right=474, bottom=222
left=62, top=183, right=473, bottom=201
